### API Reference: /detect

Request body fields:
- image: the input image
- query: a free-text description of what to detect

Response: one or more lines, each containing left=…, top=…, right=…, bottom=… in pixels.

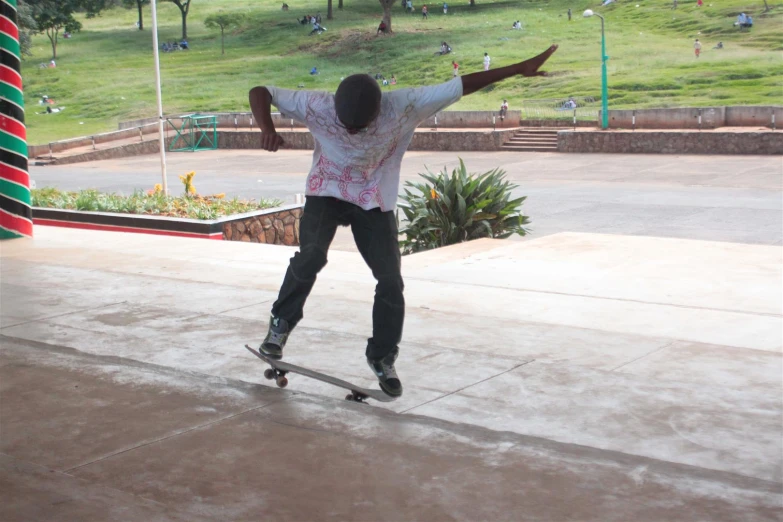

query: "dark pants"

left=271, top=196, right=404, bottom=360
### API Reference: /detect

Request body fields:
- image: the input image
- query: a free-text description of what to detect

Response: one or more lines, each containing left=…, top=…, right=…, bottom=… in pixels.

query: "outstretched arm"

left=249, top=86, right=285, bottom=152
left=461, top=45, right=558, bottom=96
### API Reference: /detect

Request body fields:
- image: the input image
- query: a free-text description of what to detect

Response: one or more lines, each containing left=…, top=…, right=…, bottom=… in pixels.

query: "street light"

left=584, top=9, right=609, bottom=130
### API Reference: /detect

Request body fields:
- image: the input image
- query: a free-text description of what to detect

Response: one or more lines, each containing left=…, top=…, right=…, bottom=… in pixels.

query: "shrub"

left=31, top=187, right=282, bottom=220
left=398, top=159, right=530, bottom=255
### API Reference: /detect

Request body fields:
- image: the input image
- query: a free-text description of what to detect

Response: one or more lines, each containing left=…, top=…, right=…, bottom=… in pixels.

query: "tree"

left=122, top=0, right=149, bottom=30
left=378, top=0, right=394, bottom=32
left=28, top=0, right=107, bottom=59
left=165, top=0, right=192, bottom=40
left=204, top=12, right=243, bottom=55
left=17, top=0, right=38, bottom=57
left=327, top=0, right=332, bottom=19
left=338, top=0, right=343, bottom=9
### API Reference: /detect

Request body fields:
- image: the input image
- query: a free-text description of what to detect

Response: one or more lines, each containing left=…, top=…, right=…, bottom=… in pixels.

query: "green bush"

left=398, top=159, right=530, bottom=255
left=31, top=187, right=282, bottom=220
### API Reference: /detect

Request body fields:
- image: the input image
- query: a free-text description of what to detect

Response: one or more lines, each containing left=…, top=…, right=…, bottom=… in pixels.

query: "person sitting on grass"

left=248, top=45, right=559, bottom=398
left=390, top=74, right=397, bottom=85
left=436, top=41, right=452, bottom=55
left=377, top=20, right=388, bottom=34
left=512, top=20, right=522, bottom=30
left=713, top=41, right=724, bottom=49
left=310, top=66, right=318, bottom=75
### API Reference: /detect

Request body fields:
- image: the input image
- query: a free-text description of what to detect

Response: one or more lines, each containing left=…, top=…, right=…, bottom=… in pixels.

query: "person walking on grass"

left=694, top=38, right=702, bottom=58
left=422, top=4, right=428, bottom=18
left=483, top=52, right=491, bottom=71
left=248, top=45, right=559, bottom=398
left=452, top=60, right=459, bottom=77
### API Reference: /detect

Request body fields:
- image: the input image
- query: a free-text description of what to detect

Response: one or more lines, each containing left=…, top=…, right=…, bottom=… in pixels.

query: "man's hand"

left=518, top=44, right=558, bottom=77
left=461, top=45, right=559, bottom=95
left=261, top=129, right=285, bottom=152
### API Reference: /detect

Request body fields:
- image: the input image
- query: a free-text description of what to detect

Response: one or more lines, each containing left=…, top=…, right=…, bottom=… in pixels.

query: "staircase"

left=502, top=128, right=560, bottom=152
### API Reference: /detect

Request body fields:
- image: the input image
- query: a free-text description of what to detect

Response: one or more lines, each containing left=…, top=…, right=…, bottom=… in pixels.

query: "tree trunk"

left=338, top=0, right=343, bottom=9
left=46, top=28, right=58, bottom=59
left=220, top=27, right=224, bottom=54
left=763, top=0, right=769, bottom=11
left=137, top=0, right=144, bottom=30
left=379, top=0, right=393, bottom=32
left=470, top=0, right=475, bottom=5
left=327, top=0, right=333, bottom=20
left=181, top=11, right=187, bottom=39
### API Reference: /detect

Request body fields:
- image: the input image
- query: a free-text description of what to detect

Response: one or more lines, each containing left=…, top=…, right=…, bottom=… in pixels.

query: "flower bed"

left=31, top=187, right=282, bottom=220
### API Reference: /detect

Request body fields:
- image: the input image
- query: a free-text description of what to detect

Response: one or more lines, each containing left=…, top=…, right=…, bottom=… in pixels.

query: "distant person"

left=694, top=39, right=702, bottom=58
left=443, top=2, right=448, bottom=13
left=377, top=19, right=388, bottom=34
left=310, top=66, right=318, bottom=75
left=671, top=0, right=677, bottom=9
left=406, top=0, right=413, bottom=12
left=390, top=74, right=397, bottom=85
left=422, top=4, right=428, bottom=18
left=49, top=59, right=56, bottom=68
left=316, top=12, right=322, bottom=24
left=483, top=52, right=491, bottom=71
left=713, top=41, right=724, bottom=49
left=452, top=60, right=459, bottom=77
left=696, top=0, right=703, bottom=6
left=282, top=3, right=289, bottom=10
left=567, top=8, right=572, bottom=20
left=180, top=39, right=189, bottom=50
left=499, top=99, right=508, bottom=121
left=512, top=20, right=522, bottom=30
left=437, top=41, right=452, bottom=55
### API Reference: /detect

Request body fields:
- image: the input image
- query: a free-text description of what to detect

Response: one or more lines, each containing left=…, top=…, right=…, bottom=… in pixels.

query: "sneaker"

left=367, top=351, right=403, bottom=397
left=260, top=316, right=290, bottom=360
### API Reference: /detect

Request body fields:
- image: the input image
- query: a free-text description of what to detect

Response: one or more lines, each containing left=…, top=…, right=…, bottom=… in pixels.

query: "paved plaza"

left=3, top=151, right=782, bottom=520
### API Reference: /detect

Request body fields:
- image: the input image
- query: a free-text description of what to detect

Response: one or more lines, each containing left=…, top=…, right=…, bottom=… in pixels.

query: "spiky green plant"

left=398, top=158, right=530, bottom=255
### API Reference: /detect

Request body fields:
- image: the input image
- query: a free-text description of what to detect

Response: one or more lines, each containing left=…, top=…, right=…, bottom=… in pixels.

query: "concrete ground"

left=5, top=151, right=783, bottom=520
left=2, top=222, right=782, bottom=520
left=31, top=151, right=783, bottom=251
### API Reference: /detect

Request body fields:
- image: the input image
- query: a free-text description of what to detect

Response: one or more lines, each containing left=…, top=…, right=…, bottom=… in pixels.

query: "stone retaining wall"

left=222, top=206, right=303, bottom=245
left=558, top=130, right=783, bottom=155
left=218, top=129, right=516, bottom=152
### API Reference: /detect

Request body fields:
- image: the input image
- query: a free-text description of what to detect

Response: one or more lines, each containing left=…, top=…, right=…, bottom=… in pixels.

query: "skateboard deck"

left=244, top=345, right=396, bottom=403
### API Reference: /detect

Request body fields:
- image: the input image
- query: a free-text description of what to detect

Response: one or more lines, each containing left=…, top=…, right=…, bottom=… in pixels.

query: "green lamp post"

left=584, top=9, right=609, bottom=129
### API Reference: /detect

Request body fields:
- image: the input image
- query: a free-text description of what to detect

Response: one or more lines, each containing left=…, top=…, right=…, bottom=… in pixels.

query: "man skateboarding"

left=248, top=44, right=558, bottom=397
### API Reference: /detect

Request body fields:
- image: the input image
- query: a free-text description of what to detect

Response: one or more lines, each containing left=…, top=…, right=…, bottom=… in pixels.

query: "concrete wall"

left=725, top=106, right=782, bottom=127
left=218, top=129, right=516, bottom=152
left=558, top=130, right=783, bottom=155
left=607, top=106, right=782, bottom=130
left=29, top=123, right=159, bottom=158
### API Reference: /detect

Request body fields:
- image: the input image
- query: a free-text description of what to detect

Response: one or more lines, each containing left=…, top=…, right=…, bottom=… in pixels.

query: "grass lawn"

left=21, top=0, right=782, bottom=144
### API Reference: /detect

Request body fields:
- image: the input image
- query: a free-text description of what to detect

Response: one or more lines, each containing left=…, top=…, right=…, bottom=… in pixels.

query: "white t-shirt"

left=267, top=78, right=463, bottom=211
left=483, top=55, right=490, bottom=66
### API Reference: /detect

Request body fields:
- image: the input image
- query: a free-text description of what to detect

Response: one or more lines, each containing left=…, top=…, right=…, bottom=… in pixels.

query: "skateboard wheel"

left=276, top=376, right=288, bottom=388
left=264, top=369, right=275, bottom=380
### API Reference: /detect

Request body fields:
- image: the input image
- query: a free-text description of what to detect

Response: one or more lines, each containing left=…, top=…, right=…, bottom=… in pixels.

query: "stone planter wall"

left=223, top=207, right=303, bottom=245
left=557, top=130, right=783, bottom=155
left=218, top=129, right=515, bottom=152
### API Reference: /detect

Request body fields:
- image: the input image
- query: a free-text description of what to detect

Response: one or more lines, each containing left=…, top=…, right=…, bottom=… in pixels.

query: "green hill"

left=21, top=0, right=782, bottom=143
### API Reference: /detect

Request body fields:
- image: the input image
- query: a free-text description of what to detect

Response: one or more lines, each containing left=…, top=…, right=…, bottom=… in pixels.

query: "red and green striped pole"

left=1, top=0, right=32, bottom=239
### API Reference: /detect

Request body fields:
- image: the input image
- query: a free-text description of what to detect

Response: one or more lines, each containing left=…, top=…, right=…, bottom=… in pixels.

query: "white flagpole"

left=150, top=0, right=168, bottom=194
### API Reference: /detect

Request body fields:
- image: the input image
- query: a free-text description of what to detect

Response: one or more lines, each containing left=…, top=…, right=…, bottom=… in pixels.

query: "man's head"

left=335, top=74, right=382, bottom=134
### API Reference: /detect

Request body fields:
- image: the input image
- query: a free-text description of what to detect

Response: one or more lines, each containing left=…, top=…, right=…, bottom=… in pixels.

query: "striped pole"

left=0, top=0, right=32, bottom=239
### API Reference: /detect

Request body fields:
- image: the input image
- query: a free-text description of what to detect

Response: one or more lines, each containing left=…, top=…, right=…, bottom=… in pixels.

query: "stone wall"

left=558, top=130, right=783, bottom=155
left=218, top=129, right=515, bottom=152
left=222, top=207, right=303, bottom=245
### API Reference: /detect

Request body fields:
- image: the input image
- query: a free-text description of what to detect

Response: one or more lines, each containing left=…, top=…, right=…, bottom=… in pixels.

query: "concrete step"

left=502, top=145, right=559, bottom=152
left=507, top=139, right=558, bottom=145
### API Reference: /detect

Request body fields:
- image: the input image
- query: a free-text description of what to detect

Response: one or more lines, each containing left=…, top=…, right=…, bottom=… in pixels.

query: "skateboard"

left=244, top=345, right=396, bottom=403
